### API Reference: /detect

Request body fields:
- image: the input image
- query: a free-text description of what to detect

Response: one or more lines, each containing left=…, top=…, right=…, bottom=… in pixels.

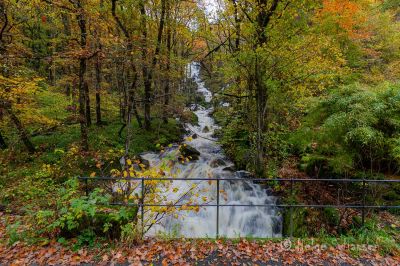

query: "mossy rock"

left=179, top=144, right=200, bottom=160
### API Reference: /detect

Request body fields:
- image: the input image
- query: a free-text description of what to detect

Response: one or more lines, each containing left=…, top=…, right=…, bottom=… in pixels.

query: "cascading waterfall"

left=142, top=62, right=282, bottom=238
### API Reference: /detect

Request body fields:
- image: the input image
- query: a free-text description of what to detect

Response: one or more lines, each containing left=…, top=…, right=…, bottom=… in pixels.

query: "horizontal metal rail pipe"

left=78, top=175, right=400, bottom=238
left=78, top=176, right=400, bottom=183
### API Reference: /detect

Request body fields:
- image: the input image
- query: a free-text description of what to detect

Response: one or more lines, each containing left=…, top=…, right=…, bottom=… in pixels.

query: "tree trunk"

left=140, top=0, right=167, bottom=130
left=232, top=0, right=241, bottom=105
left=128, top=67, right=142, bottom=128
left=233, top=0, right=240, bottom=52
left=0, top=130, right=7, bottom=149
left=255, top=57, right=266, bottom=176
left=77, top=0, right=89, bottom=151
left=0, top=2, right=9, bottom=53
left=139, top=0, right=151, bottom=130
left=111, top=0, right=141, bottom=128
left=163, top=0, right=171, bottom=124
left=5, top=106, right=35, bottom=153
left=62, top=13, right=72, bottom=98
left=253, top=0, right=280, bottom=176
left=95, top=39, right=102, bottom=125
left=84, top=81, right=91, bottom=126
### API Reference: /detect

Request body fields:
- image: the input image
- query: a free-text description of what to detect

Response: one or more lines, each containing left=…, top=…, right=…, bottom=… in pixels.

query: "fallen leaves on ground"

left=1, top=213, right=399, bottom=265
left=1, top=238, right=400, bottom=265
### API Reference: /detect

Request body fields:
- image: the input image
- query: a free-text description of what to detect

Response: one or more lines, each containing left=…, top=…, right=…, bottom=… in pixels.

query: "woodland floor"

left=1, top=214, right=399, bottom=265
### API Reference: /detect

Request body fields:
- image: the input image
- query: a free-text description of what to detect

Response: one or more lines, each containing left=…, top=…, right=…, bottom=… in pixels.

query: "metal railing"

left=78, top=176, right=400, bottom=238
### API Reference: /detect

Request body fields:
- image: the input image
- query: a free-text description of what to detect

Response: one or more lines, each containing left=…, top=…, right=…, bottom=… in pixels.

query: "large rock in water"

left=222, top=165, right=236, bottom=172
left=235, top=170, right=264, bottom=185
left=180, top=144, right=200, bottom=160
left=210, top=158, right=226, bottom=168
left=132, top=155, right=150, bottom=169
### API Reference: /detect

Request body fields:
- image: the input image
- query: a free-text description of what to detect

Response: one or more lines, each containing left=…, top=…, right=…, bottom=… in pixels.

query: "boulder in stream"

left=223, top=165, right=236, bottom=172
left=179, top=144, right=200, bottom=160
left=236, top=170, right=255, bottom=179
left=202, top=126, right=210, bottom=133
left=133, top=155, right=150, bottom=169
left=210, top=158, right=226, bottom=168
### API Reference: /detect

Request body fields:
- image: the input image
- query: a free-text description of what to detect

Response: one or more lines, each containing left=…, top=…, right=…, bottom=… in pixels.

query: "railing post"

left=141, top=176, right=145, bottom=238
left=216, top=178, right=220, bottom=238
left=289, top=178, right=294, bottom=238
left=362, top=178, right=366, bottom=227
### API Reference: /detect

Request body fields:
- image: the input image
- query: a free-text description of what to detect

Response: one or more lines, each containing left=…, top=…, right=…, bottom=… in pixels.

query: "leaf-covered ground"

left=1, top=212, right=399, bottom=265
left=1, top=238, right=400, bottom=265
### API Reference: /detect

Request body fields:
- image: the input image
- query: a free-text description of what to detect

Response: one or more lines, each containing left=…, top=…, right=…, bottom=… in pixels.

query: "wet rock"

left=242, top=182, right=253, bottom=191
left=179, top=144, right=200, bottom=160
left=222, top=165, right=236, bottom=172
left=210, top=158, right=226, bottom=168
left=272, top=216, right=283, bottom=236
left=134, top=155, right=150, bottom=169
left=192, top=133, right=198, bottom=139
left=211, top=132, right=220, bottom=138
left=236, top=170, right=266, bottom=185
left=235, top=170, right=254, bottom=179
left=202, top=126, right=210, bottom=133
left=264, top=188, right=273, bottom=195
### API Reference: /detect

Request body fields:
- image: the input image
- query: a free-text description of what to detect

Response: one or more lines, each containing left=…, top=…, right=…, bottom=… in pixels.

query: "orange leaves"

left=319, top=0, right=371, bottom=39
left=1, top=237, right=399, bottom=265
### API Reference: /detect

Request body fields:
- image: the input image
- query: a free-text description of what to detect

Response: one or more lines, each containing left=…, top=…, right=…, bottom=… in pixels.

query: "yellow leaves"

left=54, top=148, right=64, bottom=154
left=110, top=169, right=120, bottom=177
left=90, top=172, right=96, bottom=177
left=128, top=194, right=137, bottom=200
left=127, top=159, right=132, bottom=165
left=0, top=75, right=42, bottom=103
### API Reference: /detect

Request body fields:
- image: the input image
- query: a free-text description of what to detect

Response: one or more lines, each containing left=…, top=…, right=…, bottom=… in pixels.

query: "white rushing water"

left=141, top=62, right=282, bottom=238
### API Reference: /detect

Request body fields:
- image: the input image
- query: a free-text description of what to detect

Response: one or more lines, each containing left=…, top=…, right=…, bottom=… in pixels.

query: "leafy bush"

left=292, top=83, right=400, bottom=177
left=33, top=178, right=139, bottom=242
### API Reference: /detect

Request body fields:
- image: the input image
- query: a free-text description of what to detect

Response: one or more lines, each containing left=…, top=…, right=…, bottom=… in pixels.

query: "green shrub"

left=33, top=178, right=139, bottom=242
left=322, top=207, right=340, bottom=227
left=292, top=82, right=400, bottom=177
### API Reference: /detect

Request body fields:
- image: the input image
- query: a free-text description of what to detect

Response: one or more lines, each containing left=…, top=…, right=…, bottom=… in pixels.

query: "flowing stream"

left=141, top=62, right=282, bottom=238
